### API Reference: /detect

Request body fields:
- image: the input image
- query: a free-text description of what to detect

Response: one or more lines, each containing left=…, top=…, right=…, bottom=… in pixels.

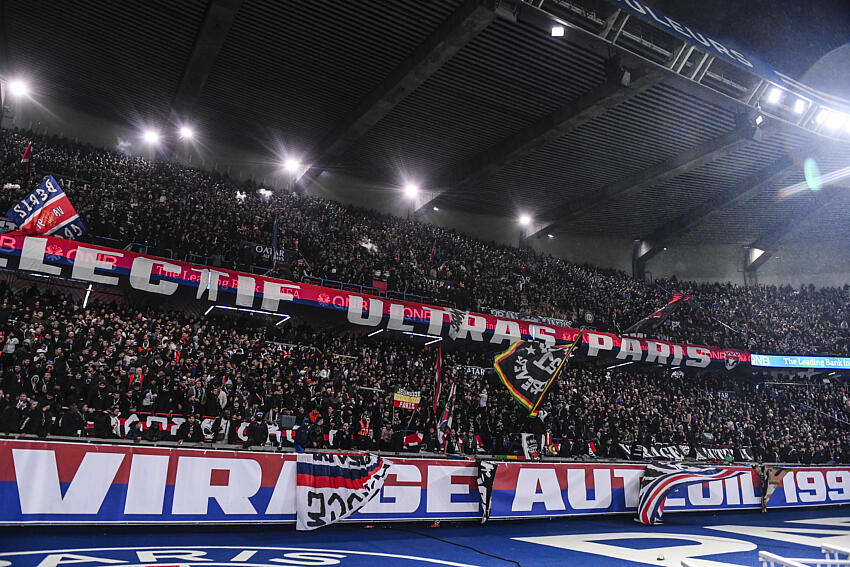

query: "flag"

left=493, top=332, right=582, bottom=417
left=636, top=463, right=747, bottom=525
left=295, top=452, right=391, bottom=530
left=476, top=461, right=497, bottom=524
left=5, top=175, right=87, bottom=240
left=436, top=381, right=456, bottom=450
left=624, top=293, right=691, bottom=334
left=433, top=346, right=442, bottom=415
left=20, top=143, right=32, bottom=173
left=428, top=239, right=437, bottom=262
left=760, top=466, right=791, bottom=512
left=403, top=432, right=423, bottom=449
left=393, top=388, right=421, bottom=410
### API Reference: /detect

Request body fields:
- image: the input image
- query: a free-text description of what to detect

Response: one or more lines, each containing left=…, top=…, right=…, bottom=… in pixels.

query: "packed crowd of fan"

left=1, top=283, right=848, bottom=463
left=1, top=129, right=849, bottom=356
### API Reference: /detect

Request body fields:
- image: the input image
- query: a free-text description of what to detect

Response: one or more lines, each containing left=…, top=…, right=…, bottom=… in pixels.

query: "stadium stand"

left=1, top=279, right=848, bottom=463
left=2, top=129, right=849, bottom=358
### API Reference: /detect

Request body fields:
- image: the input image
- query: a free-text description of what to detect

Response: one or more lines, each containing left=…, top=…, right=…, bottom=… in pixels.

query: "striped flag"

left=5, top=175, right=86, bottom=240
left=433, top=345, right=442, bottom=415
left=20, top=143, right=32, bottom=172
left=636, top=463, right=747, bottom=525
left=436, top=381, right=456, bottom=451
left=295, top=453, right=391, bottom=530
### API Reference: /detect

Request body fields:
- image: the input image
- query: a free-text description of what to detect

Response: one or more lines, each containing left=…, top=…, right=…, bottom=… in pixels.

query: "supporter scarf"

left=295, top=452, right=390, bottom=530
left=493, top=332, right=582, bottom=417
left=636, top=462, right=746, bottom=525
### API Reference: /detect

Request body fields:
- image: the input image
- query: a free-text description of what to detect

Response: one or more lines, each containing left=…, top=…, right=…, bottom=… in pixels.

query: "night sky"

left=647, top=0, right=850, bottom=97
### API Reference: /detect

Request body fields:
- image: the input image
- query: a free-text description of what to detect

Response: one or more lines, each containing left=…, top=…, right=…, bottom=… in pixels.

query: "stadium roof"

left=3, top=0, right=850, bottom=256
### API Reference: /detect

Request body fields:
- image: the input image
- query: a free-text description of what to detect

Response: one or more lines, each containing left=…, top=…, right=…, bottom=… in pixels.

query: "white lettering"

left=567, top=468, right=612, bottom=510
left=687, top=481, right=724, bottom=506
left=71, top=247, right=122, bottom=286
left=261, top=281, right=299, bottom=311
left=491, top=319, right=522, bottom=345
left=426, top=465, right=478, bottom=514
left=587, top=332, right=614, bottom=358
left=617, top=338, right=643, bottom=362
left=136, top=551, right=211, bottom=562
left=423, top=306, right=449, bottom=336
left=512, top=468, right=566, bottom=512
left=685, top=346, right=711, bottom=368
left=361, top=464, right=422, bottom=514
left=346, top=295, right=383, bottom=327
left=236, top=275, right=256, bottom=307
left=129, top=257, right=180, bottom=295
left=529, top=325, right=556, bottom=347
left=125, top=454, right=169, bottom=515
left=644, top=341, right=670, bottom=364
left=172, top=457, right=262, bottom=515
left=36, top=555, right=126, bottom=567
left=19, top=237, right=61, bottom=275
left=13, top=449, right=124, bottom=514
left=265, top=460, right=297, bottom=515
left=796, top=471, right=826, bottom=503
left=387, top=303, right=414, bottom=332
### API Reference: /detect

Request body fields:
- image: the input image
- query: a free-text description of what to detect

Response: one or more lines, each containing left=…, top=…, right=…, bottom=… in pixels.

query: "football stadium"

left=0, top=0, right=849, bottom=565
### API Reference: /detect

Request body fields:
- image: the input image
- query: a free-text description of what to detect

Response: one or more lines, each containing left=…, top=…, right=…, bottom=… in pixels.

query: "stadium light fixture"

left=403, top=183, right=419, bottom=198
left=178, top=125, right=194, bottom=140
left=793, top=98, right=807, bottom=115
left=816, top=109, right=829, bottom=125
left=547, top=233, right=554, bottom=239
left=519, top=214, right=531, bottom=226
left=283, top=157, right=301, bottom=173
left=142, top=129, right=160, bottom=144
left=766, top=87, right=782, bottom=104
left=551, top=25, right=565, bottom=37
left=432, top=206, right=439, bottom=211
left=825, top=111, right=846, bottom=130
left=754, top=114, right=764, bottom=126
left=8, top=79, right=30, bottom=98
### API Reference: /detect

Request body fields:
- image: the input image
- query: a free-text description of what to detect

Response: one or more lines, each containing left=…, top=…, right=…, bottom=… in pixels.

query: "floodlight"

left=754, top=114, right=764, bottom=126
left=433, top=206, right=439, bottom=211
left=178, top=125, right=194, bottom=139
left=284, top=157, right=301, bottom=173
left=403, top=183, right=419, bottom=198
left=816, top=109, right=829, bottom=125
left=547, top=233, right=554, bottom=239
left=766, top=88, right=781, bottom=104
left=8, top=79, right=29, bottom=98
left=519, top=214, right=531, bottom=226
left=793, top=98, right=807, bottom=115
left=551, top=26, right=565, bottom=37
left=142, top=129, right=160, bottom=144
left=825, top=111, right=846, bottom=130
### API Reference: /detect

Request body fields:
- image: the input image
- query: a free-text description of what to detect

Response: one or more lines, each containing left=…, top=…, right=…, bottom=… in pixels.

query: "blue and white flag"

left=295, top=452, right=390, bottom=530
left=5, top=175, right=86, bottom=240
left=637, top=463, right=747, bottom=525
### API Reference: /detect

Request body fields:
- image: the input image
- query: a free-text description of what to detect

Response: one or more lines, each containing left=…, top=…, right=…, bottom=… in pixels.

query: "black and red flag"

left=493, top=332, right=582, bottom=417
left=624, top=293, right=691, bottom=334
left=20, top=143, right=32, bottom=173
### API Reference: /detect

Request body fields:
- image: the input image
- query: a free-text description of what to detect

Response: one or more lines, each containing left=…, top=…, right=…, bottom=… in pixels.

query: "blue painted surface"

left=1, top=509, right=849, bottom=566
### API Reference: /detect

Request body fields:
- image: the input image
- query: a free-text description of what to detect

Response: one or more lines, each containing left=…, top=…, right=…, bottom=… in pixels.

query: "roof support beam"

left=172, top=0, right=244, bottom=116
left=745, top=189, right=844, bottom=272
left=422, top=70, right=661, bottom=210
left=303, top=0, right=498, bottom=184
left=634, top=154, right=796, bottom=265
left=530, top=121, right=762, bottom=238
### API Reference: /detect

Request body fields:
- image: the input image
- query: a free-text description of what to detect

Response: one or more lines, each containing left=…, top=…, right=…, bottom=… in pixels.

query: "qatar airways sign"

left=0, top=234, right=748, bottom=370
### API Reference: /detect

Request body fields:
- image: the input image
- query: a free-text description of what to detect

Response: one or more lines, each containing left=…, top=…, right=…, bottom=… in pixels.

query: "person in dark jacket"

left=143, top=421, right=164, bottom=442
left=308, top=417, right=325, bottom=449
left=176, top=414, right=204, bottom=443
left=335, top=422, right=354, bottom=450
left=294, top=417, right=310, bottom=453
left=242, top=413, right=268, bottom=449
left=126, top=420, right=144, bottom=441
left=57, top=404, right=86, bottom=437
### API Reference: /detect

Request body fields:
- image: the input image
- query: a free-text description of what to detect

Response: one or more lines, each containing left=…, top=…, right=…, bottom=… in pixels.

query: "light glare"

left=8, top=79, right=29, bottom=97
left=284, top=157, right=301, bottom=173
left=825, top=111, right=846, bottom=130
left=793, top=99, right=807, bottom=115
left=433, top=206, right=439, bottom=211
left=179, top=126, right=194, bottom=139
left=142, top=129, right=160, bottom=144
left=766, top=88, right=781, bottom=104
left=519, top=214, right=531, bottom=226
left=404, top=183, right=419, bottom=198
left=551, top=25, right=565, bottom=37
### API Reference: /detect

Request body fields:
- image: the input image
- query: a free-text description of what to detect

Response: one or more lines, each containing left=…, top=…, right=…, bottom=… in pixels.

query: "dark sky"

left=648, top=0, right=850, bottom=96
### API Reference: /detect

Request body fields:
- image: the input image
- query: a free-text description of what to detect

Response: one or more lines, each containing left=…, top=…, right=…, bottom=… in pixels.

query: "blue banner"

left=750, top=353, right=850, bottom=369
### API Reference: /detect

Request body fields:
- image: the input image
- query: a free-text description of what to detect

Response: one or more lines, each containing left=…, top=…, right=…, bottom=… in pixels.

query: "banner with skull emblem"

left=493, top=332, right=582, bottom=417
